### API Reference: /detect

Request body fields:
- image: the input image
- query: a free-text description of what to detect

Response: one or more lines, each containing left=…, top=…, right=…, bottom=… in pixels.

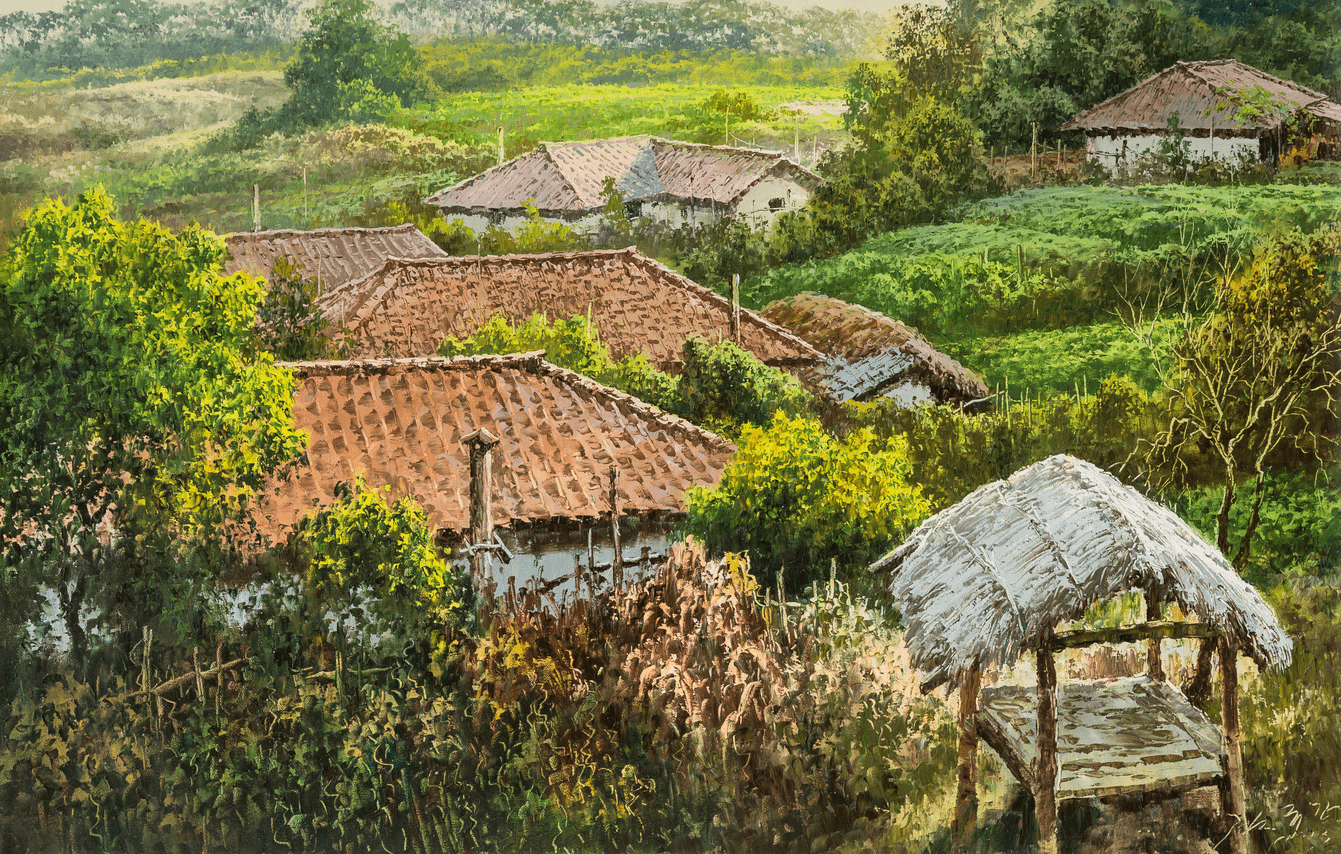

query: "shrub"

left=671, top=337, right=815, bottom=437
left=683, top=412, right=932, bottom=589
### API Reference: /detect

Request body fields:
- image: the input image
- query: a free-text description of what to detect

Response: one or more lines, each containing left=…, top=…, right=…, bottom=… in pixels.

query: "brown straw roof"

left=871, top=455, right=1292, bottom=690
left=252, top=353, right=736, bottom=543
left=761, top=292, right=988, bottom=406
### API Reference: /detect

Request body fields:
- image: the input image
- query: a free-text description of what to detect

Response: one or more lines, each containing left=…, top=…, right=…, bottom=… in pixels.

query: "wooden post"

left=729, top=274, right=741, bottom=342
left=1031, top=123, right=1038, bottom=176
left=609, top=465, right=623, bottom=594
left=462, top=428, right=500, bottom=603
left=252, top=183, right=260, bottom=232
left=498, top=127, right=505, bottom=166
left=952, top=665, right=983, bottom=848
left=141, top=626, right=153, bottom=715
left=302, top=168, right=308, bottom=227
left=1145, top=587, right=1164, bottom=680
left=1035, top=643, right=1059, bottom=854
left=194, top=646, right=205, bottom=702
left=1220, top=638, right=1246, bottom=854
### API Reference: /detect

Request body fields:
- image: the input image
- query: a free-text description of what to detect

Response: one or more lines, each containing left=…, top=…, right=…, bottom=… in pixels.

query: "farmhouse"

left=253, top=353, right=737, bottom=596
left=425, top=135, right=820, bottom=233
left=761, top=292, right=988, bottom=408
left=1063, top=59, right=1341, bottom=174
left=223, top=224, right=446, bottom=291
left=313, top=247, right=821, bottom=370
left=873, top=455, right=1292, bottom=854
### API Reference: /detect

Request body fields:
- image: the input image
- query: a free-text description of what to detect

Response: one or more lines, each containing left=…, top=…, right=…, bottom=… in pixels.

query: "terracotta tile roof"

left=425, top=135, right=821, bottom=216
left=224, top=224, right=447, bottom=291
left=313, top=247, right=822, bottom=369
left=762, top=292, right=988, bottom=406
left=253, top=353, right=736, bottom=542
left=1063, top=60, right=1341, bottom=134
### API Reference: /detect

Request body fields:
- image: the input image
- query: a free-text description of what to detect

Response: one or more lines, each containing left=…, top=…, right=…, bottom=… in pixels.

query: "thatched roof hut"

left=873, top=455, right=1291, bottom=690
left=870, top=454, right=1292, bottom=854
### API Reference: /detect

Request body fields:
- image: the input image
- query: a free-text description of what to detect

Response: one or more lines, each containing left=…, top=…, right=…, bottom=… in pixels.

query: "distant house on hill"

left=425, top=135, right=820, bottom=233
left=253, top=353, right=737, bottom=596
left=762, top=292, right=989, bottom=409
left=314, top=247, right=822, bottom=370
left=1063, top=59, right=1341, bottom=174
left=224, top=224, right=446, bottom=291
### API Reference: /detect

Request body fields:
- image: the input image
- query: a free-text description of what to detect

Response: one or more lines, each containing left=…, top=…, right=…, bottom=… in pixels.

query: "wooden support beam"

left=952, top=665, right=982, bottom=848
left=1050, top=620, right=1217, bottom=650
left=1145, top=588, right=1165, bottom=681
left=1220, top=638, right=1246, bottom=854
left=1035, top=644, right=1059, bottom=854
left=609, top=465, right=623, bottom=594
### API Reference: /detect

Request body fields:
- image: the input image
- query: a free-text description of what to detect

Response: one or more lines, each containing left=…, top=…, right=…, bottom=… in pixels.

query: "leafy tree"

left=0, top=187, right=306, bottom=655
left=1145, top=226, right=1341, bottom=570
left=683, top=412, right=931, bottom=590
left=255, top=256, right=349, bottom=361
left=280, top=0, right=422, bottom=128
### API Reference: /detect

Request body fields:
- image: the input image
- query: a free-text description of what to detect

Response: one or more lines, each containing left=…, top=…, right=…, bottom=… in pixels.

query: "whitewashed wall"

left=445, top=212, right=605, bottom=239
left=1086, top=133, right=1259, bottom=174
left=735, top=177, right=810, bottom=230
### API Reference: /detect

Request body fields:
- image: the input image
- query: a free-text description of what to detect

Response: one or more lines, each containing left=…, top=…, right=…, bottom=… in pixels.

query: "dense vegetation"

left=1, top=0, right=1340, bottom=850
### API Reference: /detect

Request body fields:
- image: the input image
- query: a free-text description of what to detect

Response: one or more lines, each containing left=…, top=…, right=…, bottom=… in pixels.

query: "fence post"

left=609, top=465, right=623, bottom=595
left=951, top=664, right=982, bottom=847
left=1035, top=640, right=1059, bottom=854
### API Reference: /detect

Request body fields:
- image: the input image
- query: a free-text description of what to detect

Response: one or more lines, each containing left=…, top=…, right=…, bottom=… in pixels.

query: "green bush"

left=683, top=412, right=932, bottom=589
left=671, top=337, right=815, bottom=438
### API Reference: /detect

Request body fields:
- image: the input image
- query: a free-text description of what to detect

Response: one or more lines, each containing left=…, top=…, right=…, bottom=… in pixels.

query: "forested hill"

left=0, top=0, right=880, bottom=81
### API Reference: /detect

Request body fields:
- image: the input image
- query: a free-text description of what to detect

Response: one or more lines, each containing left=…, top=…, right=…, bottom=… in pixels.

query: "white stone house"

left=1063, top=59, right=1341, bottom=175
left=425, top=135, right=821, bottom=234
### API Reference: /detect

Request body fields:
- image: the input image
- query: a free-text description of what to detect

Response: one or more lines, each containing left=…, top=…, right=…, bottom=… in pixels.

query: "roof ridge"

left=650, top=136, right=785, bottom=158
left=280, top=350, right=738, bottom=455
left=424, top=147, right=547, bottom=205
left=1187, top=58, right=1331, bottom=103
left=617, top=251, right=823, bottom=361
left=225, top=223, right=419, bottom=241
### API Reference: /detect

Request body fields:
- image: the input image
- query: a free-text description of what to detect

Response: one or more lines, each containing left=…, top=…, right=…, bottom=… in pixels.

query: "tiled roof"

left=224, top=224, right=447, bottom=291
left=425, top=135, right=821, bottom=216
left=313, top=247, right=822, bottom=369
left=253, top=353, right=736, bottom=541
left=1063, top=60, right=1341, bottom=134
left=762, top=292, right=988, bottom=406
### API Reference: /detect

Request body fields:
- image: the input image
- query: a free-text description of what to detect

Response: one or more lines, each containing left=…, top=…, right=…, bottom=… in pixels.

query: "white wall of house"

left=641, top=200, right=722, bottom=230
left=444, top=212, right=606, bottom=239
left=734, top=177, right=810, bottom=230
left=1086, top=132, right=1259, bottom=174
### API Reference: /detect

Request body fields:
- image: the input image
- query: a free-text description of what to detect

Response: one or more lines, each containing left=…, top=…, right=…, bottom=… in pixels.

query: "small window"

left=489, top=210, right=507, bottom=226
left=768, top=197, right=785, bottom=211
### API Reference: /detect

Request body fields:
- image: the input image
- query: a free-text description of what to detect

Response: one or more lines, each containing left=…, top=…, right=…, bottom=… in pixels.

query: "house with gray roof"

left=425, top=135, right=820, bottom=234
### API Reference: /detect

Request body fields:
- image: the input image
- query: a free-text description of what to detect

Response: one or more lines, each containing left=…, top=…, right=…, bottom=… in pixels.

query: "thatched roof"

left=871, top=455, right=1292, bottom=690
left=761, top=292, right=988, bottom=407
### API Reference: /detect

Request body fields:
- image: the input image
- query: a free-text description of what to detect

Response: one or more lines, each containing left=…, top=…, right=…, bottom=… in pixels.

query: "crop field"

left=399, top=83, right=848, bottom=165
left=745, top=178, right=1340, bottom=396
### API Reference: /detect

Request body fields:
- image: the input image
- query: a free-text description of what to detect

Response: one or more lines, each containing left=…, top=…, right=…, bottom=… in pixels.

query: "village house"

left=313, top=246, right=822, bottom=370
left=1063, top=59, right=1341, bottom=174
left=253, top=353, right=737, bottom=599
left=762, top=292, right=989, bottom=409
left=425, top=135, right=821, bottom=234
left=224, top=224, right=447, bottom=291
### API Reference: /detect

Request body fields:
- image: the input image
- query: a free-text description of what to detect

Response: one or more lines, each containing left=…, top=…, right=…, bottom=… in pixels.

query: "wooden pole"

left=1032, top=123, right=1038, bottom=176
left=609, top=465, right=622, bottom=594
left=730, top=274, right=741, bottom=342
left=1035, top=643, right=1059, bottom=854
left=1145, top=587, right=1164, bottom=680
left=252, top=183, right=260, bottom=232
left=1220, top=638, right=1246, bottom=854
left=463, top=428, right=500, bottom=604
left=498, top=127, right=505, bottom=166
left=952, top=665, right=983, bottom=848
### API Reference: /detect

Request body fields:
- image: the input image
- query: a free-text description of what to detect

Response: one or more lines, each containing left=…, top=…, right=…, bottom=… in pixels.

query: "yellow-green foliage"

left=850, top=376, right=1166, bottom=510
left=298, top=123, right=484, bottom=175
left=290, top=475, right=467, bottom=634
left=439, top=312, right=680, bottom=412
left=684, top=412, right=931, bottom=588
